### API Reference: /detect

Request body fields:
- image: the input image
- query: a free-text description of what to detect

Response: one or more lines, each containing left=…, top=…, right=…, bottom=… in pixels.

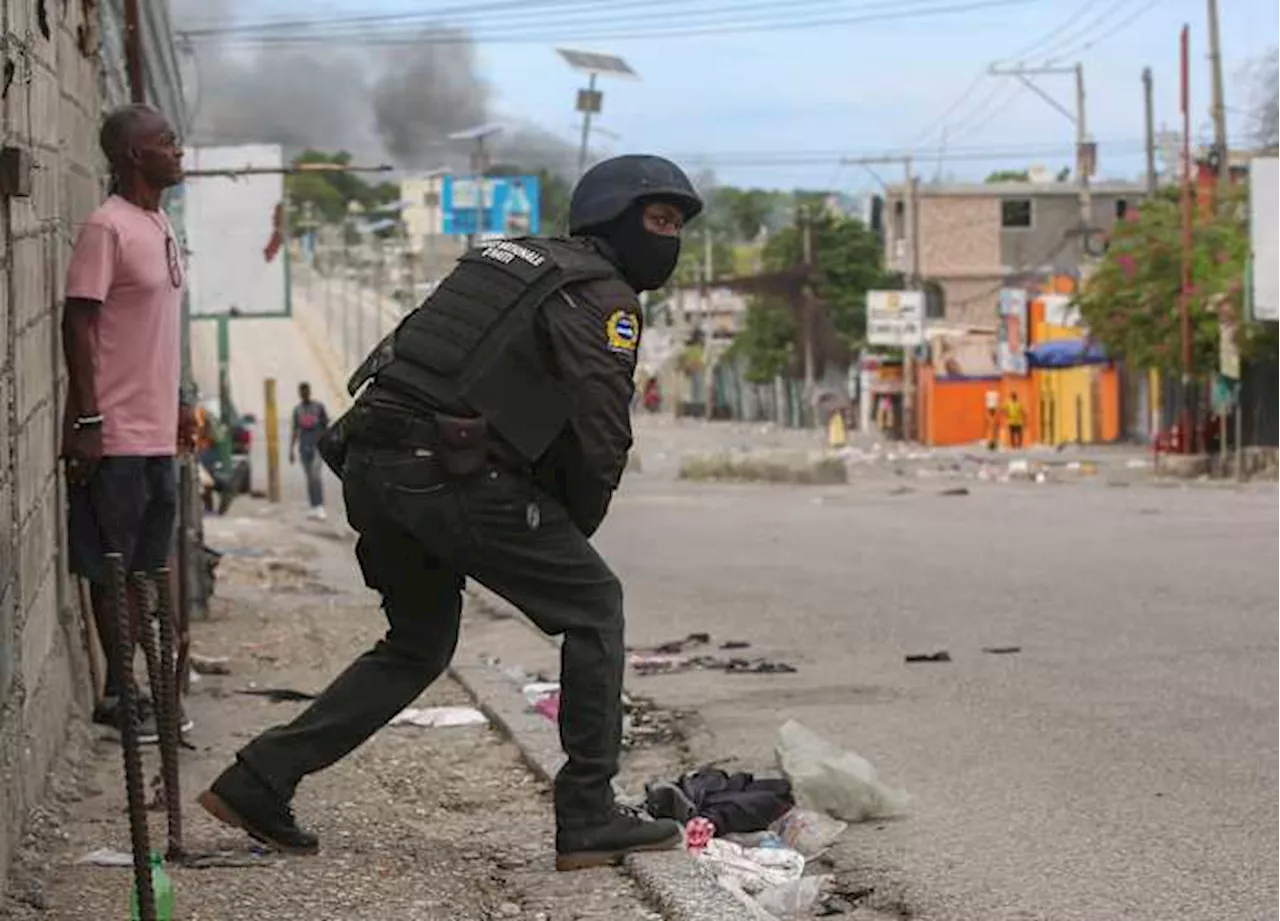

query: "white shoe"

left=310, top=506, right=327, bottom=521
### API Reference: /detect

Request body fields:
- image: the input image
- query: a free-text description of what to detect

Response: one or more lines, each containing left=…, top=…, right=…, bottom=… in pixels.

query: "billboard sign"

left=1250, top=157, right=1278, bottom=322
left=997, top=288, right=1029, bottom=375
left=184, top=144, right=287, bottom=318
left=866, top=290, right=925, bottom=347
left=442, top=175, right=541, bottom=238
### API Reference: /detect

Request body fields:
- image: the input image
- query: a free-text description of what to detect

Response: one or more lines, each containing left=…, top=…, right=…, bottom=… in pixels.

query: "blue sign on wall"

left=442, top=175, right=542, bottom=237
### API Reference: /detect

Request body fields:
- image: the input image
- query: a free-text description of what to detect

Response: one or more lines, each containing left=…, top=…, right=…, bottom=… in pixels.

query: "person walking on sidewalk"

left=61, top=103, right=193, bottom=741
left=289, top=381, right=330, bottom=520
left=199, top=155, right=703, bottom=871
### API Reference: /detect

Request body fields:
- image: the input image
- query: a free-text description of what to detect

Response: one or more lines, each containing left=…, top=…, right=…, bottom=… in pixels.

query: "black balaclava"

left=594, top=202, right=681, bottom=292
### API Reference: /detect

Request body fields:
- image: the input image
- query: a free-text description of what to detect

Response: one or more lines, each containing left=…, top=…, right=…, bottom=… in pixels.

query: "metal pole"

left=702, top=229, right=714, bottom=421
left=1207, top=0, right=1230, bottom=209
left=800, top=208, right=815, bottom=427
left=1143, top=67, right=1157, bottom=196
left=343, top=228, right=352, bottom=367
left=123, top=0, right=145, bottom=103
left=577, top=72, right=598, bottom=179
left=265, top=378, right=281, bottom=503
left=904, top=158, right=921, bottom=443
left=1179, top=25, right=1196, bottom=454
left=1075, top=63, right=1092, bottom=240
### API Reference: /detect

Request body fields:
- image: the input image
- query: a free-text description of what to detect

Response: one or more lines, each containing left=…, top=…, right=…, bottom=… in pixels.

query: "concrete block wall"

left=0, top=0, right=102, bottom=893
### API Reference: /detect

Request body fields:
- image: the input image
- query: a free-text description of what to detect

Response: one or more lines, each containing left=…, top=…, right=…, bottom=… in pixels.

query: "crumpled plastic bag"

left=771, top=808, right=849, bottom=856
left=775, top=720, right=909, bottom=823
left=754, top=874, right=831, bottom=917
left=699, top=838, right=805, bottom=895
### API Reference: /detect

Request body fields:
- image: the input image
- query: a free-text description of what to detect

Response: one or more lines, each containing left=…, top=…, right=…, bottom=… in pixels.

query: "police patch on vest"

left=606, top=310, right=639, bottom=354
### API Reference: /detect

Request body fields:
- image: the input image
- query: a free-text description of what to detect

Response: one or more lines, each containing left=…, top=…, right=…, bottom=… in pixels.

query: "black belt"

left=347, top=404, right=444, bottom=450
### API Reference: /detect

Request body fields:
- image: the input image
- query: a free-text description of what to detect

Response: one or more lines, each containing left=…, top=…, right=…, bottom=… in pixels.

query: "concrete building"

left=883, top=180, right=1147, bottom=327
left=666, top=285, right=750, bottom=338
left=0, top=0, right=187, bottom=894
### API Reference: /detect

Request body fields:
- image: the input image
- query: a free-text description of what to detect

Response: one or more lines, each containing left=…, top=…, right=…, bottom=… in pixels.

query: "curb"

left=449, top=660, right=750, bottom=921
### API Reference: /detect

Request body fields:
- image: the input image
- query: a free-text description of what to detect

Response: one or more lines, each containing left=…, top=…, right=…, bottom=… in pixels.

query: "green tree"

left=1075, top=186, right=1274, bottom=373
left=985, top=169, right=1030, bottom=183
left=760, top=212, right=894, bottom=346
left=728, top=302, right=796, bottom=382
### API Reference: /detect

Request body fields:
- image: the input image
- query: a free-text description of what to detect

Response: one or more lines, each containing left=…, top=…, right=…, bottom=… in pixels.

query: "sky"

left=177, top=0, right=1279, bottom=193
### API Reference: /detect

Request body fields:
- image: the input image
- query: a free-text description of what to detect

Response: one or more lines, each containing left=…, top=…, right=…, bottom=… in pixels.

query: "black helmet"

left=569, top=155, right=703, bottom=235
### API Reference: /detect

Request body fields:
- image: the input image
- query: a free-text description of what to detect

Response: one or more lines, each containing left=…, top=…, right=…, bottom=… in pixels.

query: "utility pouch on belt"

left=317, top=410, right=353, bottom=477
left=435, top=415, right=488, bottom=477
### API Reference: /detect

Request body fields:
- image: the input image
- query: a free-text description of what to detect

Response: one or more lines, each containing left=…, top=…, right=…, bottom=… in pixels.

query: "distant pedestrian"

left=62, top=103, right=192, bottom=740
left=1005, top=392, right=1026, bottom=449
left=290, top=382, right=330, bottom=520
left=985, top=388, right=1001, bottom=450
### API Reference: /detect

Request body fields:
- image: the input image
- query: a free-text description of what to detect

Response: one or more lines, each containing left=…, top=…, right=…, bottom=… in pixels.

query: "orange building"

left=917, top=274, right=1122, bottom=448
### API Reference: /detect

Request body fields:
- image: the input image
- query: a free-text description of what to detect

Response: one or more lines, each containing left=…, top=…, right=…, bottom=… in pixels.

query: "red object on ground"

left=684, top=817, right=715, bottom=853
left=533, top=691, right=560, bottom=723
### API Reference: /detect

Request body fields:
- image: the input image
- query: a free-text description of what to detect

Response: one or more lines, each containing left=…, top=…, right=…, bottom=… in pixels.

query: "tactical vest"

left=347, top=236, right=634, bottom=464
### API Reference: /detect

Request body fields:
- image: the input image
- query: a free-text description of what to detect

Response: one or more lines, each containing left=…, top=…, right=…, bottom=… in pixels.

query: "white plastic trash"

left=699, top=838, right=805, bottom=895
left=775, top=720, right=909, bottom=823
left=389, top=706, right=488, bottom=728
left=754, top=874, right=830, bottom=917
left=771, top=808, right=849, bottom=856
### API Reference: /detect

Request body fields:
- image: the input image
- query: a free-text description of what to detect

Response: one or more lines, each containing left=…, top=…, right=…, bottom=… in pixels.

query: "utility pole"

left=342, top=226, right=352, bottom=368
left=1206, top=0, right=1230, bottom=209
left=799, top=207, right=816, bottom=427
left=577, top=72, right=598, bottom=179
left=1179, top=25, right=1196, bottom=454
left=904, top=158, right=921, bottom=443
left=988, top=63, right=1094, bottom=261
left=1074, top=63, right=1093, bottom=237
left=123, top=0, right=145, bottom=103
left=1143, top=67, right=1157, bottom=196
left=702, top=228, right=715, bottom=422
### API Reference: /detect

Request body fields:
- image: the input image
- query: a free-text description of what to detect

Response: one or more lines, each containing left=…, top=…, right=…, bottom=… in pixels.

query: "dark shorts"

left=68, top=456, right=177, bottom=584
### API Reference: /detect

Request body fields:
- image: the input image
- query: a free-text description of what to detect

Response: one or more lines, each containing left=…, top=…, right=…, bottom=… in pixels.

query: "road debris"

left=236, top=687, right=317, bottom=703
left=76, top=848, right=133, bottom=868
left=189, top=654, right=231, bottom=676
left=389, top=706, right=488, bottom=728
left=982, top=645, right=1022, bottom=655
left=904, top=651, right=951, bottom=663
left=776, top=720, right=909, bottom=823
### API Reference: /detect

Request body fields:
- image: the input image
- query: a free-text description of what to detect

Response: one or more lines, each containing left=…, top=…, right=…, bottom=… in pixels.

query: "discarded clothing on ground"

left=646, top=768, right=795, bottom=835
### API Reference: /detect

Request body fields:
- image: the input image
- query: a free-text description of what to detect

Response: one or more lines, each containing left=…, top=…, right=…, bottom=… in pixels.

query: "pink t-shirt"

left=65, top=195, right=183, bottom=456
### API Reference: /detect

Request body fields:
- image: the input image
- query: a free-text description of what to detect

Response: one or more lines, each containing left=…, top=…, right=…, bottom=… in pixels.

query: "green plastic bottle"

left=129, top=851, right=175, bottom=920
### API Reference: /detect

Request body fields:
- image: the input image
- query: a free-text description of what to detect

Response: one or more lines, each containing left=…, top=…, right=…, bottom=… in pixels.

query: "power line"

left=1050, top=0, right=1163, bottom=61
left=185, top=0, right=900, bottom=37
left=1043, top=0, right=1139, bottom=64
left=901, top=0, right=1116, bottom=153
left=187, top=0, right=1038, bottom=47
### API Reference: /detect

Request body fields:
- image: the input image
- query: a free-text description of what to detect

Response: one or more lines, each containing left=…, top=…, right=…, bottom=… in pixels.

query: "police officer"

left=198, top=155, right=702, bottom=871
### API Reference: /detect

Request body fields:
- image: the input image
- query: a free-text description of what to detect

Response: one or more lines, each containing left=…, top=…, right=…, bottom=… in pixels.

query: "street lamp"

left=555, top=48, right=638, bottom=179
left=448, top=123, right=504, bottom=246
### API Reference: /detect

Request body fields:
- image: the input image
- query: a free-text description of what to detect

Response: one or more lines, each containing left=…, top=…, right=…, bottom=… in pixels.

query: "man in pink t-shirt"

left=62, top=104, right=191, bottom=741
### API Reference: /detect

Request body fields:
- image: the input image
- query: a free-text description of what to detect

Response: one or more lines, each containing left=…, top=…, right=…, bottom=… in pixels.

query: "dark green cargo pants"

left=238, top=445, right=624, bottom=827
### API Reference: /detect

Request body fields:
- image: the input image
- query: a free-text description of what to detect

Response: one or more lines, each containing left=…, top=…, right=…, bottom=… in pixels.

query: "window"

left=892, top=199, right=906, bottom=241
left=1001, top=198, right=1033, bottom=229
left=1115, top=198, right=1129, bottom=220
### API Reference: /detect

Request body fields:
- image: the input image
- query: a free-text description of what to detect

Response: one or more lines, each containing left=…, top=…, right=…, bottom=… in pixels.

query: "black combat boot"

left=197, top=761, right=319, bottom=855
left=555, top=807, right=684, bottom=871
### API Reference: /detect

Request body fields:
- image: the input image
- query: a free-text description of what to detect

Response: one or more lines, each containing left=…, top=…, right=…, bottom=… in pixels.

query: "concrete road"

left=601, top=426, right=1279, bottom=921
left=210, top=302, right=1278, bottom=921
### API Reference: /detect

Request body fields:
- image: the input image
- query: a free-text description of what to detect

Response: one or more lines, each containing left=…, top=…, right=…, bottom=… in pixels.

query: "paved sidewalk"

left=1, top=501, right=661, bottom=921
